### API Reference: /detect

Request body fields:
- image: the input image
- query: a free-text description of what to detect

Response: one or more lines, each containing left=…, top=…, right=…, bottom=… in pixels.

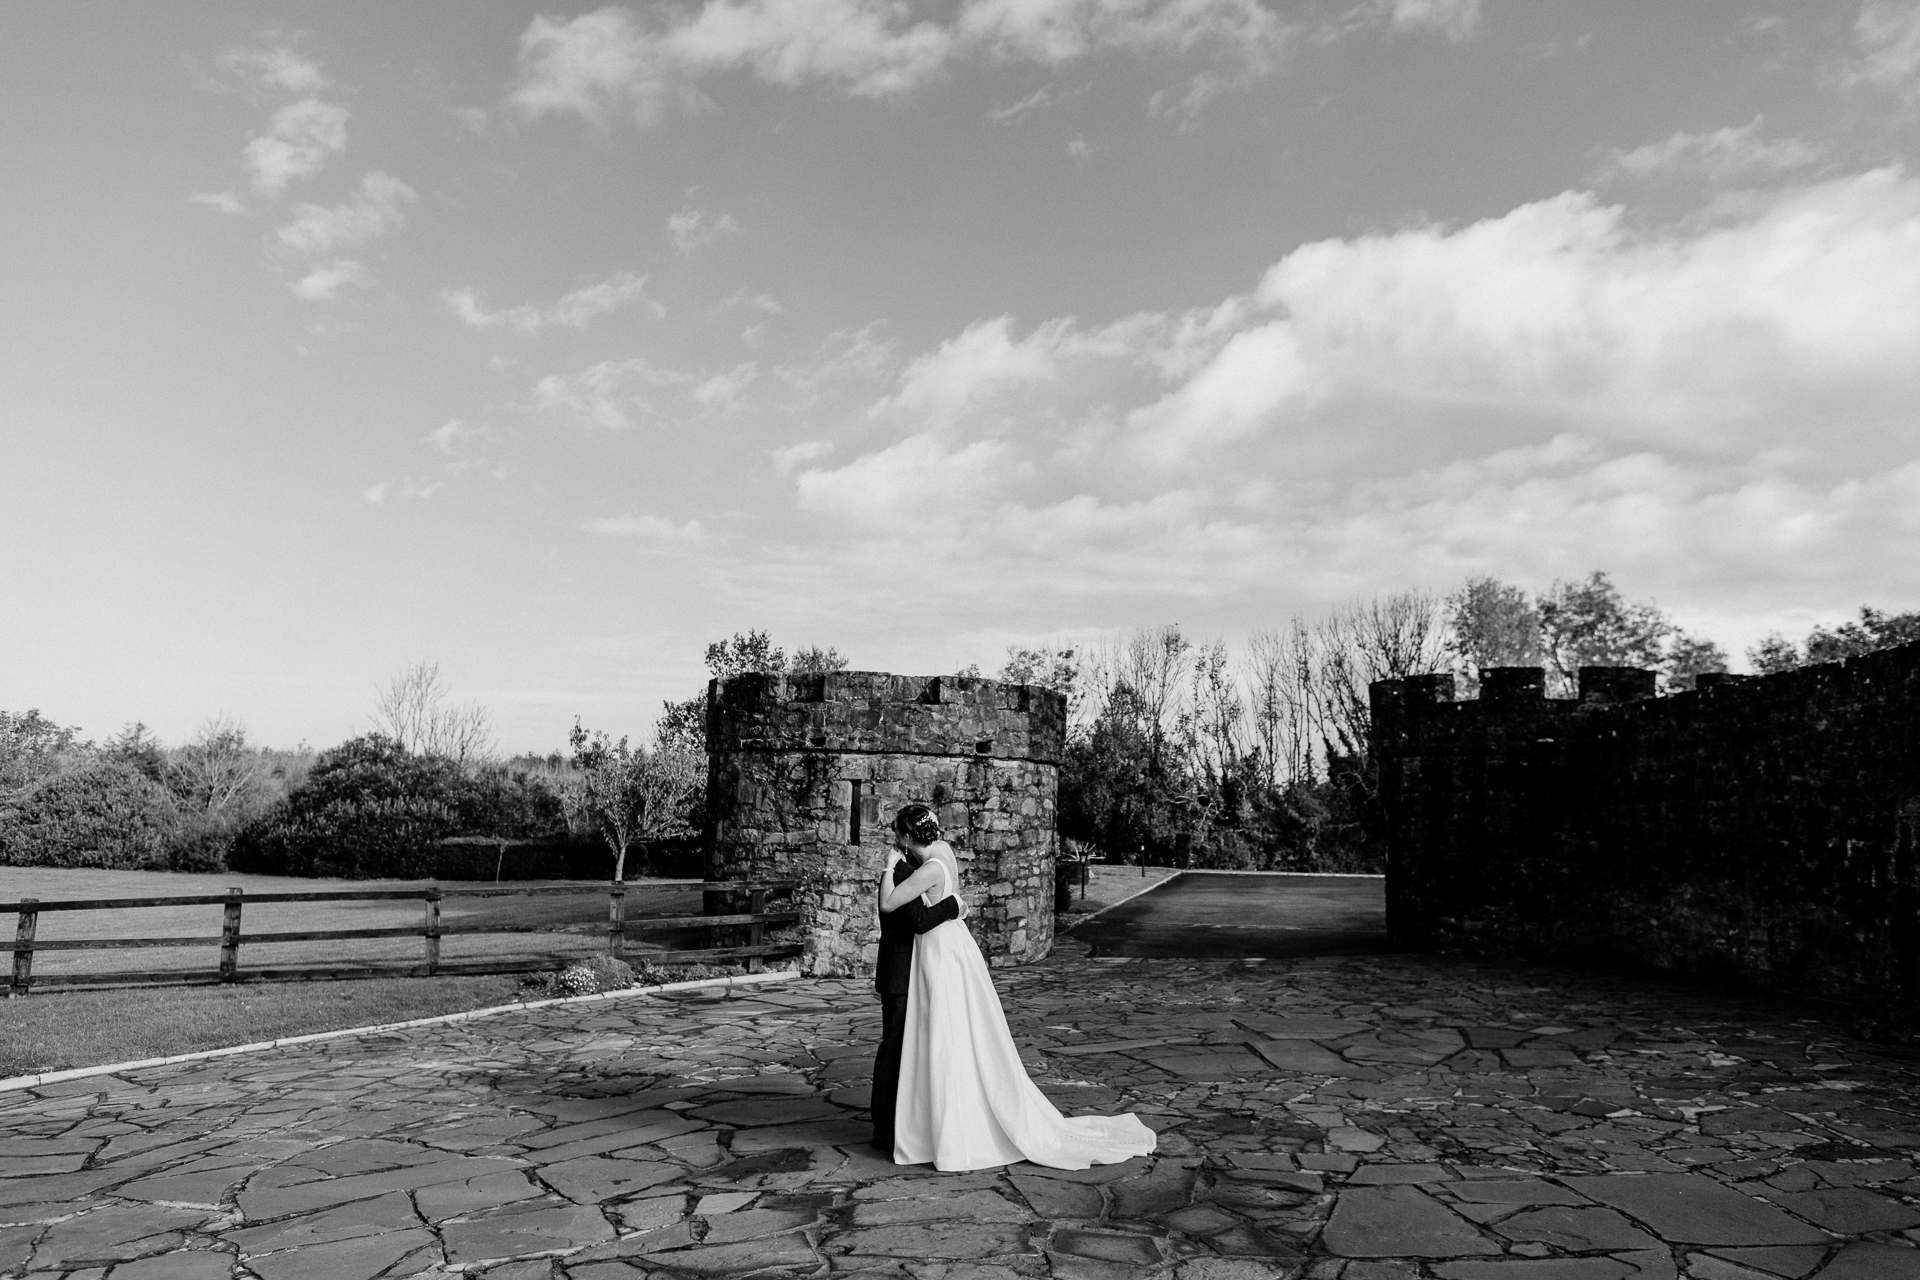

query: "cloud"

left=533, top=357, right=694, bottom=429
left=772, top=440, right=834, bottom=475
left=217, top=42, right=330, bottom=95
left=1849, top=0, right=1920, bottom=101
left=361, top=482, right=388, bottom=504
left=762, top=168, right=1920, bottom=635
left=794, top=434, right=1017, bottom=525
left=445, top=272, right=657, bottom=333
left=192, top=191, right=246, bottom=215
left=275, top=172, right=415, bottom=255
left=246, top=98, right=350, bottom=195
left=509, top=0, right=1455, bottom=126
left=290, top=259, right=369, bottom=301
left=585, top=513, right=708, bottom=543
left=1384, top=0, right=1480, bottom=41
left=669, top=207, right=744, bottom=253
left=693, top=362, right=758, bottom=410
left=1597, top=118, right=1826, bottom=184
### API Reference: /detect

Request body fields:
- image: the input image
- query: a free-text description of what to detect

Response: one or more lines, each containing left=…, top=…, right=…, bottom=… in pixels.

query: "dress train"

left=893, top=858, right=1157, bottom=1172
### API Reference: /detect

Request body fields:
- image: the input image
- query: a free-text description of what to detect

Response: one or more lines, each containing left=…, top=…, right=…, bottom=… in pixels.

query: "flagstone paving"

left=3, top=938, right=1919, bottom=1280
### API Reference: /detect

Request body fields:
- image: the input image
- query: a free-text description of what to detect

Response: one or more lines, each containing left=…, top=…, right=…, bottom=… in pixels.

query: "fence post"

left=423, top=887, right=442, bottom=976
left=11, top=899, right=37, bottom=997
left=608, top=882, right=626, bottom=959
left=746, top=887, right=767, bottom=974
left=220, top=888, right=243, bottom=983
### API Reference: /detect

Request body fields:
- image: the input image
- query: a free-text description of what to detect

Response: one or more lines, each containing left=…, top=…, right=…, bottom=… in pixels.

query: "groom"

left=870, top=850, right=960, bottom=1155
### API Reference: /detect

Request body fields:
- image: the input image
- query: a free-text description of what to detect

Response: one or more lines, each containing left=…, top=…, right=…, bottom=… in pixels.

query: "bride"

left=879, top=803, right=1158, bottom=1171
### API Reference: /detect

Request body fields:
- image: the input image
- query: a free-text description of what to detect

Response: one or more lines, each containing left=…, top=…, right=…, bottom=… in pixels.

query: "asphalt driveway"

left=1069, top=871, right=1390, bottom=958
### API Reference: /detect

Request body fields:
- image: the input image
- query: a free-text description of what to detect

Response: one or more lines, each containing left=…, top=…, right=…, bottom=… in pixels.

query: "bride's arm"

left=880, top=859, right=945, bottom=912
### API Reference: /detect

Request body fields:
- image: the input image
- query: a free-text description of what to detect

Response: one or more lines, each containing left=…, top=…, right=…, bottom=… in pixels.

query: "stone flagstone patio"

left=3, top=937, right=1919, bottom=1279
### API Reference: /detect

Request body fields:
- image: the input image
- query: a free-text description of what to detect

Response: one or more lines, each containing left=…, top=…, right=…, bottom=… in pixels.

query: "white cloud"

left=509, top=0, right=1455, bottom=126
left=794, top=434, right=1017, bottom=525
left=246, top=98, right=350, bottom=195
left=192, top=191, right=246, bottom=215
left=361, top=482, right=388, bottom=504
left=445, top=272, right=657, bottom=334
left=1598, top=118, right=1826, bottom=184
left=534, top=357, right=694, bottom=429
left=585, top=513, right=708, bottom=543
left=763, top=168, right=1920, bottom=632
left=276, top=172, right=416, bottom=255
left=693, top=362, right=758, bottom=410
left=1850, top=0, right=1920, bottom=101
left=669, top=207, right=743, bottom=254
left=291, top=259, right=369, bottom=301
left=772, top=440, right=834, bottom=475
left=1385, top=0, right=1480, bottom=41
left=217, top=42, right=330, bottom=95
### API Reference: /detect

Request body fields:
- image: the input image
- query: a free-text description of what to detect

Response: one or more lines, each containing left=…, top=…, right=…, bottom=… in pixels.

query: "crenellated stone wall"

left=705, top=671, right=1065, bottom=977
left=1372, top=646, right=1920, bottom=1017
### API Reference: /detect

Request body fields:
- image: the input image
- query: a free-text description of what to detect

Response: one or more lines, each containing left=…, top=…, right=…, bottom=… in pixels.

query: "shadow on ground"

left=1070, top=871, right=1391, bottom=958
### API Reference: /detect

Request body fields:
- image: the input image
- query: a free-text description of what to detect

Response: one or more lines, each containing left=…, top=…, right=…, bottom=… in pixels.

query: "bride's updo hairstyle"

left=892, top=803, right=942, bottom=847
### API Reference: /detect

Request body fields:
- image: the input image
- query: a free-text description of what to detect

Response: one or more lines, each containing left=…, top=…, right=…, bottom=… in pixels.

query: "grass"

left=0, top=866, right=711, bottom=980
left=1066, top=864, right=1182, bottom=914
left=0, top=973, right=533, bottom=1078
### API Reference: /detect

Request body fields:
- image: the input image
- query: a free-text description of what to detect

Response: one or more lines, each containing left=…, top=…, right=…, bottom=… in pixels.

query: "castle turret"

left=706, top=671, right=1065, bottom=976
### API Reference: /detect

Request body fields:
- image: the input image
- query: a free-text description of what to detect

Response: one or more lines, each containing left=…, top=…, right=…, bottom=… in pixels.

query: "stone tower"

left=705, top=671, right=1065, bottom=977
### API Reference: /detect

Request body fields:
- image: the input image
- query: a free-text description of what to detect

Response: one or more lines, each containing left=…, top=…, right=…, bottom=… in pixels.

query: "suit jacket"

left=875, top=856, right=960, bottom=995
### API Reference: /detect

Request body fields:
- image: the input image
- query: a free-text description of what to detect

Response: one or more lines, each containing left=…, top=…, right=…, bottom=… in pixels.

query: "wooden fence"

left=3, top=881, right=799, bottom=996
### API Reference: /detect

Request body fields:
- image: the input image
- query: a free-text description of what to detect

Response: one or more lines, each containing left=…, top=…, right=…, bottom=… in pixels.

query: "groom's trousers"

left=870, top=993, right=910, bottom=1150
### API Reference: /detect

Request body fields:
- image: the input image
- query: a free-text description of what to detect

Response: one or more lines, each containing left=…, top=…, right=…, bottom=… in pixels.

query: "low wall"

left=1371, top=645, right=1920, bottom=1016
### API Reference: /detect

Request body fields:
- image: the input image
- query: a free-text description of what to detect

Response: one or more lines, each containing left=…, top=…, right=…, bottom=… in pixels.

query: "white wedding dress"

left=893, top=853, right=1158, bottom=1171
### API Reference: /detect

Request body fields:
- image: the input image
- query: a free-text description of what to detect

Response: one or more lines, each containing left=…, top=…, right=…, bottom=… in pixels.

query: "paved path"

left=1071, top=874, right=1390, bottom=959
left=3, top=938, right=1918, bottom=1280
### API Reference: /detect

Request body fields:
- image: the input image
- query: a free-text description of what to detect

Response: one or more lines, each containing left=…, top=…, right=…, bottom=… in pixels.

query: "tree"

left=1538, top=572, right=1671, bottom=695
left=1748, top=632, right=1803, bottom=674
left=1244, top=621, right=1317, bottom=789
left=563, top=720, right=702, bottom=883
left=1807, top=607, right=1920, bottom=663
left=1663, top=633, right=1729, bottom=692
left=1445, top=577, right=1541, bottom=684
left=104, top=722, right=166, bottom=783
left=168, top=715, right=261, bottom=815
left=704, top=630, right=785, bottom=680
left=1747, top=606, right=1920, bottom=673
left=373, top=660, right=495, bottom=765
left=0, top=710, right=83, bottom=795
left=790, top=645, right=849, bottom=674
left=1000, top=644, right=1082, bottom=722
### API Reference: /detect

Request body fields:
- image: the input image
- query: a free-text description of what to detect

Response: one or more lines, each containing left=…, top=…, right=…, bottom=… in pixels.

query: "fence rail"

left=5, top=881, right=799, bottom=996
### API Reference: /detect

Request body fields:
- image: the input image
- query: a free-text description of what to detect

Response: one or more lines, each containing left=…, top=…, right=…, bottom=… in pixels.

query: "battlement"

left=706, top=669, right=1065, bottom=977
left=706, top=671, right=1066, bottom=764
left=1370, top=641, right=1920, bottom=1018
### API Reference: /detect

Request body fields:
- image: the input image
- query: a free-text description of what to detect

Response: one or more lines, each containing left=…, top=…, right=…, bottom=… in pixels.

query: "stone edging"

left=0, top=969, right=798, bottom=1095
left=1070, top=870, right=1186, bottom=924
left=1176, top=869, right=1385, bottom=878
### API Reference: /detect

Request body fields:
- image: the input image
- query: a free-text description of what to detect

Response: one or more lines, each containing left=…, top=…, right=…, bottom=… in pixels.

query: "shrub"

left=0, top=759, right=181, bottom=869
left=230, top=735, right=571, bottom=879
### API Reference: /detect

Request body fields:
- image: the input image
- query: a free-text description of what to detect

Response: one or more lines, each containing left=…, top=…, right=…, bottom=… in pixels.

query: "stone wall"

left=706, top=671, right=1065, bottom=977
left=1371, top=644, right=1920, bottom=1015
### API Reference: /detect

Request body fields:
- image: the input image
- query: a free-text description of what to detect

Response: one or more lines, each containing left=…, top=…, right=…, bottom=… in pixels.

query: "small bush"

left=0, top=759, right=179, bottom=869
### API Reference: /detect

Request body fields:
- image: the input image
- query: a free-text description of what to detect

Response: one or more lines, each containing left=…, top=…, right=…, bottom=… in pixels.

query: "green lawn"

left=0, top=973, right=534, bottom=1078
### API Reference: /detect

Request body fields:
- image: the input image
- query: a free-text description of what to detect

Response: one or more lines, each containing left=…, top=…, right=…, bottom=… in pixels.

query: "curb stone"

left=0, top=968, right=797, bottom=1093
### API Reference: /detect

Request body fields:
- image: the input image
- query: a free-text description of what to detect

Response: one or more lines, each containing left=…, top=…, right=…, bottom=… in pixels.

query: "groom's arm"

left=904, top=892, right=961, bottom=935
left=878, top=856, right=960, bottom=933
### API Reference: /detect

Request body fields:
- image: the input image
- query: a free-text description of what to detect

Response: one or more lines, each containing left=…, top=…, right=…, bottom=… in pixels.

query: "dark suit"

left=871, top=856, right=960, bottom=1151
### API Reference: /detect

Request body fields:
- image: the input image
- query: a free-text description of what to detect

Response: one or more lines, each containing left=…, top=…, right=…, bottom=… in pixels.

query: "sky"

left=3, top=0, right=1919, bottom=753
